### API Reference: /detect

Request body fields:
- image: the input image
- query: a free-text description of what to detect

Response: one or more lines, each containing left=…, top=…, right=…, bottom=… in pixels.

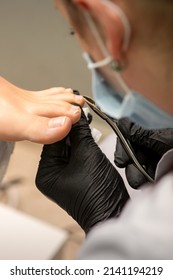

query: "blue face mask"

left=82, top=0, right=173, bottom=129
left=89, top=62, right=173, bottom=129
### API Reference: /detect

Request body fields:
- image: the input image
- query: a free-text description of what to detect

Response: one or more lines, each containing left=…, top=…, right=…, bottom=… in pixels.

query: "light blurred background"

left=0, top=0, right=112, bottom=259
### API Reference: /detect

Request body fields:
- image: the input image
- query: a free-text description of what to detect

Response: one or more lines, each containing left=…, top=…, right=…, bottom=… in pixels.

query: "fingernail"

left=73, top=89, right=80, bottom=95
left=49, top=117, right=67, bottom=128
left=70, top=105, right=81, bottom=114
left=66, top=88, right=73, bottom=93
left=75, top=95, right=84, bottom=101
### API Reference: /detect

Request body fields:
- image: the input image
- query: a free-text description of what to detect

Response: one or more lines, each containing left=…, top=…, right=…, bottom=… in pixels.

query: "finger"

left=125, top=149, right=157, bottom=189
left=39, top=139, right=71, bottom=176
left=41, top=139, right=70, bottom=159
left=125, top=164, right=148, bottom=189
left=30, top=87, right=85, bottom=107
left=117, top=117, right=133, bottom=137
left=24, top=115, right=72, bottom=144
left=114, top=138, right=131, bottom=168
left=35, top=135, right=71, bottom=197
left=118, top=117, right=148, bottom=144
left=69, top=110, right=93, bottom=148
left=31, top=101, right=82, bottom=124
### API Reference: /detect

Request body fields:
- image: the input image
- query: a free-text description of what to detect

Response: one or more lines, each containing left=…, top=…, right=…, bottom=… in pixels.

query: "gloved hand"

left=114, top=118, right=173, bottom=189
left=36, top=111, right=129, bottom=234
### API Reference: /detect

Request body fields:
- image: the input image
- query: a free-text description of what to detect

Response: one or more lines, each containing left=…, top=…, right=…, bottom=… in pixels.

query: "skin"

left=55, top=0, right=173, bottom=116
left=0, top=76, right=84, bottom=143
left=3, top=0, right=171, bottom=144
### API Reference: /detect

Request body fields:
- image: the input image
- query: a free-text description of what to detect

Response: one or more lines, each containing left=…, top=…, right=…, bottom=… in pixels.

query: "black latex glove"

left=36, top=111, right=129, bottom=234
left=114, top=118, right=173, bottom=189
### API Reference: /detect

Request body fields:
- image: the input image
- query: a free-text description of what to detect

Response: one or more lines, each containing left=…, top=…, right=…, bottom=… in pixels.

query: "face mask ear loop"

left=114, top=71, right=132, bottom=96
left=83, top=2, right=131, bottom=68
left=83, top=7, right=132, bottom=96
left=83, top=11, right=113, bottom=69
left=87, top=56, right=113, bottom=69
left=101, top=0, right=131, bottom=52
left=99, top=1, right=132, bottom=95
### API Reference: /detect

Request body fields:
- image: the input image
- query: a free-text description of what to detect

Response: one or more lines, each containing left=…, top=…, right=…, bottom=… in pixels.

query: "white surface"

left=0, top=203, right=68, bottom=260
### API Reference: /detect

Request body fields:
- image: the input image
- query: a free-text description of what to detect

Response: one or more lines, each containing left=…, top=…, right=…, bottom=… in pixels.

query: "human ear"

left=73, top=0, right=131, bottom=63
left=104, top=11, right=126, bottom=62
left=72, top=0, right=96, bottom=10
